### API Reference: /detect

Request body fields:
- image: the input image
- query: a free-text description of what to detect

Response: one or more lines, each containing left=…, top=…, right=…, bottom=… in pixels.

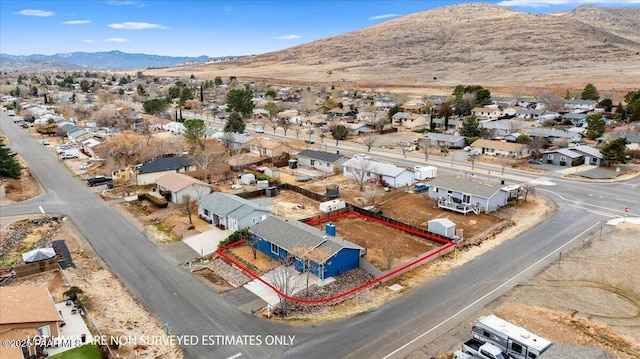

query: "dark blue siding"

left=253, top=234, right=361, bottom=279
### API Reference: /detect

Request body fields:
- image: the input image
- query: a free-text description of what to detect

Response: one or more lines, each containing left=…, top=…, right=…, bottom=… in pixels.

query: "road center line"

left=382, top=221, right=602, bottom=359
left=39, top=206, right=45, bottom=214
left=226, top=353, right=242, bottom=359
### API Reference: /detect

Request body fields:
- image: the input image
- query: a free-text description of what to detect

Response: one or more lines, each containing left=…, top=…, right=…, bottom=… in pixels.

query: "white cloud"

left=14, top=9, right=55, bottom=17
left=497, top=0, right=640, bottom=7
left=106, top=1, right=137, bottom=5
left=104, top=38, right=129, bottom=43
left=63, top=20, right=91, bottom=25
left=107, top=22, right=168, bottom=30
left=368, top=13, right=400, bottom=21
left=82, top=39, right=96, bottom=43
left=223, top=6, right=232, bottom=12
left=274, top=35, right=301, bottom=40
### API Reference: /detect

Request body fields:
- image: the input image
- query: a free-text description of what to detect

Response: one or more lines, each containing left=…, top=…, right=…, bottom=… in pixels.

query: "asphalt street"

left=2, top=112, right=638, bottom=359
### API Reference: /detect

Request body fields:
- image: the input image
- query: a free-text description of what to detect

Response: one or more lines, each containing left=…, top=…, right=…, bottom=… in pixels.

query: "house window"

left=547, top=154, right=553, bottom=160
left=37, top=325, right=51, bottom=337
left=204, top=209, right=209, bottom=216
left=310, top=159, right=315, bottom=166
left=560, top=156, right=566, bottom=162
left=271, top=243, right=279, bottom=255
left=462, top=194, right=470, bottom=203
left=448, top=190, right=453, bottom=195
left=327, top=163, right=330, bottom=167
left=252, top=217, right=259, bottom=224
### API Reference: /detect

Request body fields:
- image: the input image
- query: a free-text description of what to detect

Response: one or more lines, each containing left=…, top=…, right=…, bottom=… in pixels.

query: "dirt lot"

left=310, top=216, right=439, bottom=270
left=2, top=216, right=182, bottom=359
left=406, top=221, right=640, bottom=359
left=0, top=156, right=43, bottom=204
left=268, top=189, right=323, bottom=220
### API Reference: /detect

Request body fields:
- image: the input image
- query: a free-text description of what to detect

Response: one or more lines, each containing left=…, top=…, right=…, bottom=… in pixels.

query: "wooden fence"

left=13, top=254, right=64, bottom=278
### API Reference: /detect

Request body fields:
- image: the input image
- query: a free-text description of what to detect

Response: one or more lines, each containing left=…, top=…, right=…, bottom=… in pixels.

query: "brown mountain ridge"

left=150, top=3, right=640, bottom=94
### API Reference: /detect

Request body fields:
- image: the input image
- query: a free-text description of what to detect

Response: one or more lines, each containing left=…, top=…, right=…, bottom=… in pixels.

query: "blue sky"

left=1, top=0, right=639, bottom=57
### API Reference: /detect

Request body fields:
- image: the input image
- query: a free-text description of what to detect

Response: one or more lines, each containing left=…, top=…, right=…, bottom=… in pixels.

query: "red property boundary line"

left=215, top=212, right=456, bottom=305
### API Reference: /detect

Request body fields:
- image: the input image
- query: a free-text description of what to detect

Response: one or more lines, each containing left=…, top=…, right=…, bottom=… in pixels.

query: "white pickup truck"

left=455, top=338, right=509, bottom=359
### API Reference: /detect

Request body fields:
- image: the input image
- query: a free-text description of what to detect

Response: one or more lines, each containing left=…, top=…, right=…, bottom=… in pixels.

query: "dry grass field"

left=146, top=3, right=640, bottom=96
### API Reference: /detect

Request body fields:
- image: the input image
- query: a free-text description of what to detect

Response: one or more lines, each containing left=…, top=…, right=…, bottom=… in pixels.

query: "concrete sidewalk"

left=184, top=228, right=232, bottom=256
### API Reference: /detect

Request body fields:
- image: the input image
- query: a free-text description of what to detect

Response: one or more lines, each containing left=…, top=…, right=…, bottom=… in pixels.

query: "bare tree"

left=513, top=88, right=526, bottom=104
left=539, top=90, right=564, bottom=112
left=181, top=194, right=196, bottom=225
left=419, top=140, right=434, bottom=162
left=346, top=157, right=375, bottom=190
left=292, top=124, right=303, bottom=138
left=520, top=182, right=536, bottom=202
left=191, top=139, right=227, bottom=183
left=221, top=131, right=236, bottom=153
left=299, top=89, right=318, bottom=115
left=526, top=137, right=546, bottom=159
left=363, top=183, right=382, bottom=206
left=468, top=152, right=479, bottom=170
left=498, top=155, right=511, bottom=175
left=279, top=119, right=292, bottom=136
left=268, top=255, right=304, bottom=317
left=382, top=235, right=403, bottom=270
left=92, top=107, right=117, bottom=127
left=362, top=132, right=379, bottom=152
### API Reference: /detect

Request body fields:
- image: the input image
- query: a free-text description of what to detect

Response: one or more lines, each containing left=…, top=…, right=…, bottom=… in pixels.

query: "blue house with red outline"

left=250, top=216, right=365, bottom=279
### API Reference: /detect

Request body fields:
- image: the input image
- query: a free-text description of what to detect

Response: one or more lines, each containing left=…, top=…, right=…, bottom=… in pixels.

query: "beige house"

left=250, top=138, right=289, bottom=158
left=0, top=287, right=63, bottom=359
left=156, top=172, right=211, bottom=203
left=470, top=139, right=531, bottom=158
left=392, top=112, right=427, bottom=130
left=471, top=107, right=503, bottom=121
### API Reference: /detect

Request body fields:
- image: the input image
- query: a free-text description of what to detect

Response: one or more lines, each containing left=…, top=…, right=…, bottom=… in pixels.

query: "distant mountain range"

left=0, top=51, right=230, bottom=71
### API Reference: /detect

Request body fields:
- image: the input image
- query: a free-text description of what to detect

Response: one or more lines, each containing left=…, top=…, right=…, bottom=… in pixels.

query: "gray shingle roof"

left=198, top=192, right=268, bottom=218
left=251, top=216, right=363, bottom=259
left=298, top=150, right=346, bottom=163
left=569, top=145, right=602, bottom=159
left=543, top=148, right=582, bottom=158
left=429, top=175, right=502, bottom=198
left=342, top=157, right=409, bottom=178
left=138, top=157, right=192, bottom=174
left=421, top=133, right=466, bottom=143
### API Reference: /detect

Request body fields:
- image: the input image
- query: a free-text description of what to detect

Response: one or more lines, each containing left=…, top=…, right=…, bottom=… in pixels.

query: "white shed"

left=428, top=218, right=456, bottom=238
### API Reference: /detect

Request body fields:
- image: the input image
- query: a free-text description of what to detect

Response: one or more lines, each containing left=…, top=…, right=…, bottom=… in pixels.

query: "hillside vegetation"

left=149, top=3, right=640, bottom=94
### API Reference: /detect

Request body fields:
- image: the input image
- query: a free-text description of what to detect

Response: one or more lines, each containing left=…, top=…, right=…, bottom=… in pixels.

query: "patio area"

left=45, top=302, right=94, bottom=356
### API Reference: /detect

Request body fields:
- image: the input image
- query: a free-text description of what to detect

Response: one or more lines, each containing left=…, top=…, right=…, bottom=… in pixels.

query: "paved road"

left=2, top=113, right=638, bottom=359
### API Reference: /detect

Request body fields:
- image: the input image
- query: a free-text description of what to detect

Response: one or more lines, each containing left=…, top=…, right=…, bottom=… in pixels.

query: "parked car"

left=42, top=139, right=50, bottom=145
left=305, top=138, right=315, bottom=144
left=86, top=176, right=113, bottom=187
left=255, top=127, right=264, bottom=134
left=60, top=153, right=78, bottom=160
left=414, top=183, right=430, bottom=193
left=528, top=159, right=542, bottom=165
left=80, top=162, right=91, bottom=170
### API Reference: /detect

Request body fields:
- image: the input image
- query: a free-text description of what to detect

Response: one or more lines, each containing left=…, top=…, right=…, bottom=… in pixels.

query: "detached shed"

left=428, top=218, right=456, bottom=238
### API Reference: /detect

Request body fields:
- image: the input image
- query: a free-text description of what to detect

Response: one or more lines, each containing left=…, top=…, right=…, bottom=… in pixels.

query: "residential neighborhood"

left=2, top=67, right=638, bottom=355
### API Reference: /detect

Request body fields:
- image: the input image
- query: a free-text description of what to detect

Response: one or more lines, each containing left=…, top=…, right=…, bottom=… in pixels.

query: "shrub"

left=139, top=192, right=168, bottom=208
left=218, top=228, right=251, bottom=248
left=571, top=158, right=585, bottom=166
left=547, top=159, right=553, bottom=164
left=559, top=161, right=566, bottom=166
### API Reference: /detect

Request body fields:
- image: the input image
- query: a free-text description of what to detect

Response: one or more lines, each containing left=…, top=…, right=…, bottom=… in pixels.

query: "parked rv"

left=455, top=338, right=507, bottom=359
left=472, top=315, right=552, bottom=359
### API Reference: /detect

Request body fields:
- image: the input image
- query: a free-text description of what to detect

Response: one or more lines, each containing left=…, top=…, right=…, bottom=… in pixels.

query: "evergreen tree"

left=214, top=76, right=223, bottom=86
left=460, top=116, right=484, bottom=138
left=0, top=141, right=22, bottom=178
left=223, top=111, right=245, bottom=133
left=585, top=113, right=605, bottom=140
left=226, top=88, right=255, bottom=118
left=183, top=119, right=206, bottom=152
left=601, top=138, right=629, bottom=166
left=581, top=83, right=600, bottom=101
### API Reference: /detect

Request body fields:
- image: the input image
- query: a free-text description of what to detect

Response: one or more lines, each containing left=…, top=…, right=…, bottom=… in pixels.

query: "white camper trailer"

left=472, top=315, right=552, bottom=359
left=319, top=199, right=346, bottom=213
